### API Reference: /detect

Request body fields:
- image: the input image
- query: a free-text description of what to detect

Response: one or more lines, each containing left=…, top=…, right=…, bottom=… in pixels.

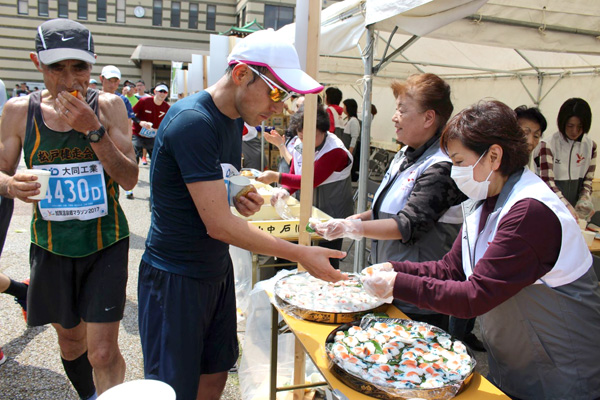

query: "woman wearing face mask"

left=535, top=98, right=595, bottom=222
left=361, top=100, right=600, bottom=400
left=257, top=105, right=354, bottom=269
left=315, top=74, right=467, bottom=333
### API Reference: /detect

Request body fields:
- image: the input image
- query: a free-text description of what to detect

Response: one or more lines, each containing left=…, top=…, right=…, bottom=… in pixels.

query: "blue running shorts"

left=138, top=259, right=238, bottom=400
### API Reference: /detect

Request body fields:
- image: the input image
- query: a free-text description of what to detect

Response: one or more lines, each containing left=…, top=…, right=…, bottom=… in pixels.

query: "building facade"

left=0, top=0, right=300, bottom=92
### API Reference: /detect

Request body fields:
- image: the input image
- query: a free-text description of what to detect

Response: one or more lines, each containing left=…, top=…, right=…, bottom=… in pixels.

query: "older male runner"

left=0, top=19, right=138, bottom=399
left=138, top=29, right=346, bottom=400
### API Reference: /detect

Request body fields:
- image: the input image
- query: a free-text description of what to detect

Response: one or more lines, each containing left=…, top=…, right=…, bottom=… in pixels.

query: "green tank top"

left=23, top=89, right=129, bottom=257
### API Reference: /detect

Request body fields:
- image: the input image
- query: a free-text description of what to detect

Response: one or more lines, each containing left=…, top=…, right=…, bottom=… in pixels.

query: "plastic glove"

left=270, top=188, right=293, bottom=220
left=315, top=219, right=364, bottom=241
left=575, top=195, right=595, bottom=222
left=362, top=262, right=394, bottom=277
left=361, top=270, right=397, bottom=303
left=270, top=187, right=290, bottom=206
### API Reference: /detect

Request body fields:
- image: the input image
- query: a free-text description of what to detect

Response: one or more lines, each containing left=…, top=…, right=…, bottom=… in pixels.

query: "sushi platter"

left=273, top=272, right=388, bottom=323
left=325, top=317, right=476, bottom=400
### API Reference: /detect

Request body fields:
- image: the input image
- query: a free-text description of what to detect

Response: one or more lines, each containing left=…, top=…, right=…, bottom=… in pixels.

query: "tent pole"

left=354, top=24, right=375, bottom=273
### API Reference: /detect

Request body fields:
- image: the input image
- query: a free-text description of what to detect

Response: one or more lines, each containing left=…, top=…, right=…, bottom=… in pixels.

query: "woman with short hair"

left=316, top=73, right=466, bottom=331
left=362, top=99, right=600, bottom=400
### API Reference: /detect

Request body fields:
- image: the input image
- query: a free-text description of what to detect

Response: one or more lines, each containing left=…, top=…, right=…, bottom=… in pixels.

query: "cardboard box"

left=232, top=204, right=331, bottom=239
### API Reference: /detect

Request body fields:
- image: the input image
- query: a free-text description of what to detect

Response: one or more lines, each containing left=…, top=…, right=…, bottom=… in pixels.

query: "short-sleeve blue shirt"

left=142, top=91, right=244, bottom=279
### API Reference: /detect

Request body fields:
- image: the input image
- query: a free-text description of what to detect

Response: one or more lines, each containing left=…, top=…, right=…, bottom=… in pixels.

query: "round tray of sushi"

left=325, top=316, right=476, bottom=400
left=273, top=272, right=388, bottom=324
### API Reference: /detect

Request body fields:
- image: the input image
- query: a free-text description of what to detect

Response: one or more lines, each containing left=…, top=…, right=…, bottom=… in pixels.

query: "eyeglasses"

left=247, top=65, right=293, bottom=103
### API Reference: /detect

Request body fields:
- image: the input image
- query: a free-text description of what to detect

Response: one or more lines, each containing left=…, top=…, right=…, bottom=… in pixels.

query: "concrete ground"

left=0, top=160, right=242, bottom=399
left=0, top=160, right=488, bottom=399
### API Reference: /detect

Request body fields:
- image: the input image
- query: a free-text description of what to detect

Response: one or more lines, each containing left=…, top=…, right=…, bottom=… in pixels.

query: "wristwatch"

left=87, top=125, right=105, bottom=143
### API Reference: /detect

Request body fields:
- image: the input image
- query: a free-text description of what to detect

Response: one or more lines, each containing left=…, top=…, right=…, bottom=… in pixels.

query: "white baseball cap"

left=227, top=29, right=323, bottom=95
left=154, top=84, right=169, bottom=93
left=101, top=65, right=121, bottom=80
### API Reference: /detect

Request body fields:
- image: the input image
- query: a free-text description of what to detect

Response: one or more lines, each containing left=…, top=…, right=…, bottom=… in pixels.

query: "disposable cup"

left=582, top=229, right=595, bottom=246
left=97, top=379, right=175, bottom=399
left=228, top=175, right=251, bottom=205
left=578, top=219, right=588, bottom=230
left=24, top=169, right=51, bottom=200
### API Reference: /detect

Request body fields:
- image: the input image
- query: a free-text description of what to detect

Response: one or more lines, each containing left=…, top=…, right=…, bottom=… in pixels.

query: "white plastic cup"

left=228, top=175, right=251, bottom=205
left=582, top=229, right=595, bottom=246
left=24, top=169, right=51, bottom=200
left=97, top=379, right=176, bottom=399
left=578, top=219, right=588, bottom=230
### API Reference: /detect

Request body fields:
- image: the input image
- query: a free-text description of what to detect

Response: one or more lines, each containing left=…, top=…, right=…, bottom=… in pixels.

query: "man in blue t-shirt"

left=138, top=29, right=347, bottom=400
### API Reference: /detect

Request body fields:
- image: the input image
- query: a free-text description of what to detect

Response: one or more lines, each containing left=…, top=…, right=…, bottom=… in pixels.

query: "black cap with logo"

left=35, top=19, right=95, bottom=65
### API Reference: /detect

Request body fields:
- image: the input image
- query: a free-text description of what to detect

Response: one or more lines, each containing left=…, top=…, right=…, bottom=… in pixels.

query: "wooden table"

left=370, top=140, right=400, bottom=153
left=588, top=237, right=600, bottom=254
left=271, top=302, right=509, bottom=399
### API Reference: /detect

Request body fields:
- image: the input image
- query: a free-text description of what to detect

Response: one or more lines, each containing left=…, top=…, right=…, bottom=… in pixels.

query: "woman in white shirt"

left=341, top=98, right=360, bottom=154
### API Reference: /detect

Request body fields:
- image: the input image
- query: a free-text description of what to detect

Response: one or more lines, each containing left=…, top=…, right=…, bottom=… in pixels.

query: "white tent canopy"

left=283, top=0, right=600, bottom=79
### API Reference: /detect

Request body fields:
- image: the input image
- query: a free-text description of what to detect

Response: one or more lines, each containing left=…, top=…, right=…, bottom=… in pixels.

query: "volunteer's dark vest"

left=24, top=89, right=129, bottom=257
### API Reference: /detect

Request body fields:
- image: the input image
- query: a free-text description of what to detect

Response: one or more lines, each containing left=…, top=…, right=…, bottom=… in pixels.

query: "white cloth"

left=372, top=146, right=463, bottom=224
left=290, top=132, right=352, bottom=186
left=343, top=116, right=360, bottom=149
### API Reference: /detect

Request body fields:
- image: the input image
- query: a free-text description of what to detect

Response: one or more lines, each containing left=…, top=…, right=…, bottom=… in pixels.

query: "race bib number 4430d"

left=36, top=161, right=108, bottom=221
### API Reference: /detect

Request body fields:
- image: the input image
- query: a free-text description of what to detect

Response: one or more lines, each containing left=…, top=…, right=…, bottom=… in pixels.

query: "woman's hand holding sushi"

left=361, top=267, right=396, bottom=303
left=315, top=218, right=364, bottom=241
left=362, top=262, right=394, bottom=276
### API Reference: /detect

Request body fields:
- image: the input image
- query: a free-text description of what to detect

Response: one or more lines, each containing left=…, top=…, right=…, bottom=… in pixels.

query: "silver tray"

left=325, top=318, right=476, bottom=399
left=273, top=272, right=388, bottom=324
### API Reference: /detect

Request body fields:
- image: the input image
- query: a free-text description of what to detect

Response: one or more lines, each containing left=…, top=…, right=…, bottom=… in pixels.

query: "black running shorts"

left=27, top=238, right=129, bottom=329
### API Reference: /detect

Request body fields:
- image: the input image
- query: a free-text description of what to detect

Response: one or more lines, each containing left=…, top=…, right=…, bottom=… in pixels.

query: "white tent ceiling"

left=282, top=0, right=600, bottom=85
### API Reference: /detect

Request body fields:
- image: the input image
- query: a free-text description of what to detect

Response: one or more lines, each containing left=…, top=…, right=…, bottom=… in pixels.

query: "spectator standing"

left=0, top=19, right=137, bottom=398
left=17, top=82, right=29, bottom=97
left=99, top=65, right=136, bottom=123
left=324, top=87, right=344, bottom=138
left=134, top=79, right=151, bottom=164
left=241, top=123, right=267, bottom=170
left=128, top=83, right=170, bottom=198
left=535, top=98, right=596, bottom=222
left=122, top=80, right=138, bottom=107
left=514, top=105, right=547, bottom=173
left=351, top=103, right=377, bottom=182
left=137, top=29, right=345, bottom=400
left=88, top=78, right=98, bottom=89
left=341, top=98, right=360, bottom=153
left=135, top=79, right=151, bottom=99
left=258, top=105, right=354, bottom=269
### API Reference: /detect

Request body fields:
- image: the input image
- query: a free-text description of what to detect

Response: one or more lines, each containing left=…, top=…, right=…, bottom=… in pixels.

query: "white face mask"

left=451, top=151, right=494, bottom=201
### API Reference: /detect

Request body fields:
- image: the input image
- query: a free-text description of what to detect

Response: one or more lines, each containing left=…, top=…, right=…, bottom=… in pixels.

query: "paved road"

left=0, top=159, right=242, bottom=399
